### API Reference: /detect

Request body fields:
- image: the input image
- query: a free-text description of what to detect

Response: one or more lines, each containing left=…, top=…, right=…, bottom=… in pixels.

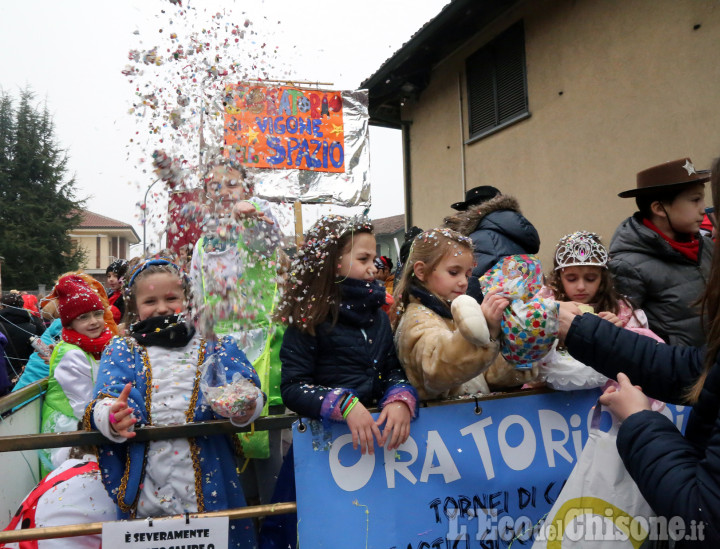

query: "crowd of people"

left=0, top=154, right=718, bottom=547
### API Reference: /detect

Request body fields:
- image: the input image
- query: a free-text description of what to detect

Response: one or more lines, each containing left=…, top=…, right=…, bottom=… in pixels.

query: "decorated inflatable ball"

left=479, top=254, right=558, bottom=368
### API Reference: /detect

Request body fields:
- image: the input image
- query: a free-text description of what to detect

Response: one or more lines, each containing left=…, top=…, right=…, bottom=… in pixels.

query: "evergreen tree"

left=0, top=88, right=86, bottom=290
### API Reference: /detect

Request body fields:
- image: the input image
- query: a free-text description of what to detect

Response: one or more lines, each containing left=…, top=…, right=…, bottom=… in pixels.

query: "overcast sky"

left=0, top=0, right=449, bottom=249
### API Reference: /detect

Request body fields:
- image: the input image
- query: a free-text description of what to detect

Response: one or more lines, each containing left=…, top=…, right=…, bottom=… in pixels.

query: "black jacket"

left=566, top=313, right=720, bottom=546
left=444, top=195, right=540, bottom=300
left=609, top=213, right=712, bottom=347
left=280, top=280, right=414, bottom=419
left=0, top=306, right=45, bottom=381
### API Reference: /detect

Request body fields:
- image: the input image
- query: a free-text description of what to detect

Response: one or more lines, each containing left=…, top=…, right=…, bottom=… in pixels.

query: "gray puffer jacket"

left=609, top=213, right=712, bottom=347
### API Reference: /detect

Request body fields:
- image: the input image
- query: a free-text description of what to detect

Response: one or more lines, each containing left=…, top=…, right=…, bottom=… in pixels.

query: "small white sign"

left=103, top=515, right=229, bottom=549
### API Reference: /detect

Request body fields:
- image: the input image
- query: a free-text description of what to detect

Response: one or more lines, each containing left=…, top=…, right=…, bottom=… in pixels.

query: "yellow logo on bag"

left=546, top=497, right=648, bottom=548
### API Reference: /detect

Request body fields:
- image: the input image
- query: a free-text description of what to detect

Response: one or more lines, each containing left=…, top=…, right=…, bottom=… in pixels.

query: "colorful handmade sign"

left=221, top=84, right=370, bottom=206
left=224, top=84, right=345, bottom=173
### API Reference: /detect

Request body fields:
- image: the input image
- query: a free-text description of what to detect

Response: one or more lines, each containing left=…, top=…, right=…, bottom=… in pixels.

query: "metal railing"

left=0, top=382, right=549, bottom=452
left=0, top=378, right=551, bottom=543
left=0, top=504, right=298, bottom=544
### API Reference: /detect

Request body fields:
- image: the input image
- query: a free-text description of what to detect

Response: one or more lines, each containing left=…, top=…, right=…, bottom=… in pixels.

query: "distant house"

left=373, top=213, right=405, bottom=266
left=69, top=210, right=140, bottom=279
left=362, top=0, right=720, bottom=266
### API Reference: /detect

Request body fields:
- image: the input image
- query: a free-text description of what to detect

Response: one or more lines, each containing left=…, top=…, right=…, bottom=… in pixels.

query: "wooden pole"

left=245, top=78, right=333, bottom=87
left=293, top=201, right=303, bottom=247
left=0, top=503, right=297, bottom=543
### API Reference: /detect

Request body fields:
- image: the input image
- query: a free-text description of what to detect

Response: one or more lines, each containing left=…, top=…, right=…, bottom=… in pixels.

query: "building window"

left=466, top=21, right=529, bottom=141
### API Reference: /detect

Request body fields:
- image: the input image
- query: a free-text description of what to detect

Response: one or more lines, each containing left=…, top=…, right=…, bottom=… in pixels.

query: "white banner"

left=102, top=516, right=229, bottom=549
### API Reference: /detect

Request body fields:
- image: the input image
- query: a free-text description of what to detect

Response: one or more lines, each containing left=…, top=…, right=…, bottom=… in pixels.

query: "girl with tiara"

left=86, top=258, right=263, bottom=548
left=260, top=215, right=419, bottom=549
left=538, top=231, right=663, bottom=390
left=391, top=228, right=508, bottom=399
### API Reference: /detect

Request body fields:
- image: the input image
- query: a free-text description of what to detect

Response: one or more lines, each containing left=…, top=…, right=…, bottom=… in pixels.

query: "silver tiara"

left=554, top=231, right=608, bottom=271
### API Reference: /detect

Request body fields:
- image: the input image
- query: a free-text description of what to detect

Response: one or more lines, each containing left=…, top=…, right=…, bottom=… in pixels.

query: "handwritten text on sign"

left=224, top=84, right=345, bottom=173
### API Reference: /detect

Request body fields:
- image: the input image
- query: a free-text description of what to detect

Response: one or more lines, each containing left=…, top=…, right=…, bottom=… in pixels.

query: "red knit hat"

left=54, top=275, right=105, bottom=327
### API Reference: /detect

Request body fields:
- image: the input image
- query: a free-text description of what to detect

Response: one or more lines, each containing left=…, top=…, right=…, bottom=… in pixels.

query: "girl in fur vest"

left=391, top=228, right=508, bottom=400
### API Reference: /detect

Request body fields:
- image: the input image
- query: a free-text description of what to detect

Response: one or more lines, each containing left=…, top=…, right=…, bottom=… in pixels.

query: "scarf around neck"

left=337, top=278, right=386, bottom=327
left=129, top=314, right=196, bottom=348
left=62, top=327, right=114, bottom=360
left=642, top=218, right=700, bottom=262
left=409, top=282, right=453, bottom=319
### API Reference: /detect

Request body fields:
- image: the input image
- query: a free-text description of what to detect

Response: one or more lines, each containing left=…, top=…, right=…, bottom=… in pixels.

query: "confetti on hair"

left=277, top=214, right=373, bottom=329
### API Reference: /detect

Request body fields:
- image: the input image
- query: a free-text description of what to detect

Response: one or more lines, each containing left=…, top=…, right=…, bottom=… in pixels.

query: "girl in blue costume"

left=260, top=215, right=419, bottom=548
left=85, top=258, right=263, bottom=548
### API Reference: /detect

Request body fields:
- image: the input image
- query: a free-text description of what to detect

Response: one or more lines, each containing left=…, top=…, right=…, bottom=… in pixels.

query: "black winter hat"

left=106, top=259, right=129, bottom=277
left=451, top=186, right=501, bottom=211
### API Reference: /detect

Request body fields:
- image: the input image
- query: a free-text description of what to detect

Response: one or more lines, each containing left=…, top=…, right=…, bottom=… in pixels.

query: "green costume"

left=195, top=234, right=284, bottom=458
left=40, top=341, right=96, bottom=476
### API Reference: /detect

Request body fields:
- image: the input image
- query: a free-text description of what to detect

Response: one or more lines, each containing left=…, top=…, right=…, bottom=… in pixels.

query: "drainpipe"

left=402, top=120, right=413, bottom=229
left=458, top=73, right=467, bottom=196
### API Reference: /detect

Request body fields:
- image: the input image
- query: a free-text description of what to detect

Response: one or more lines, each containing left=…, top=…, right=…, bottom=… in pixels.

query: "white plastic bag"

left=199, top=351, right=258, bottom=426
left=532, top=404, right=656, bottom=548
left=537, top=340, right=609, bottom=390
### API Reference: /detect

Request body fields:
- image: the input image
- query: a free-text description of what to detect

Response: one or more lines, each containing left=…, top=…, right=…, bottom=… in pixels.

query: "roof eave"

left=360, top=0, right=522, bottom=126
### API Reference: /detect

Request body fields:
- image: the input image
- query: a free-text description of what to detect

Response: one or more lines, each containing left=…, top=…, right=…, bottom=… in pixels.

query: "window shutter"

left=467, top=50, right=497, bottom=136
left=495, top=23, right=527, bottom=124
left=466, top=21, right=528, bottom=140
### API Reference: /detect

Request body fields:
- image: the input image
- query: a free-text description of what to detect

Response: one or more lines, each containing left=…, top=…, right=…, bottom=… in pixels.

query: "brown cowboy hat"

left=618, top=157, right=710, bottom=198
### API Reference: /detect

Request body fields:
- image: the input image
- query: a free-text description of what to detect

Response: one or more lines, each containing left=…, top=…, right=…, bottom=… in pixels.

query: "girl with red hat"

left=39, top=274, right=118, bottom=476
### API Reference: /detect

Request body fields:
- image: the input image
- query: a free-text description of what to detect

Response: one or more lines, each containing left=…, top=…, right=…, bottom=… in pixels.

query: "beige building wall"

left=72, top=231, right=128, bottom=272
left=403, top=0, right=720, bottom=268
left=71, top=234, right=98, bottom=271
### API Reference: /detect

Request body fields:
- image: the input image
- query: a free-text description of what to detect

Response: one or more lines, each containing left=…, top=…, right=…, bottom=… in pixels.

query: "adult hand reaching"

left=598, top=372, right=651, bottom=422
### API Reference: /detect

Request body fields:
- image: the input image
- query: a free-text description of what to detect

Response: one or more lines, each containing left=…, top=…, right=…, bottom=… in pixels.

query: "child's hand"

left=345, top=402, right=383, bottom=455
left=557, top=301, right=582, bottom=344
left=109, top=383, right=137, bottom=439
left=39, top=344, right=54, bottom=365
left=229, top=393, right=258, bottom=426
left=232, top=201, right=275, bottom=224
left=598, top=372, right=650, bottom=421
left=598, top=311, right=624, bottom=328
left=480, top=289, right=509, bottom=339
left=376, top=401, right=411, bottom=451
